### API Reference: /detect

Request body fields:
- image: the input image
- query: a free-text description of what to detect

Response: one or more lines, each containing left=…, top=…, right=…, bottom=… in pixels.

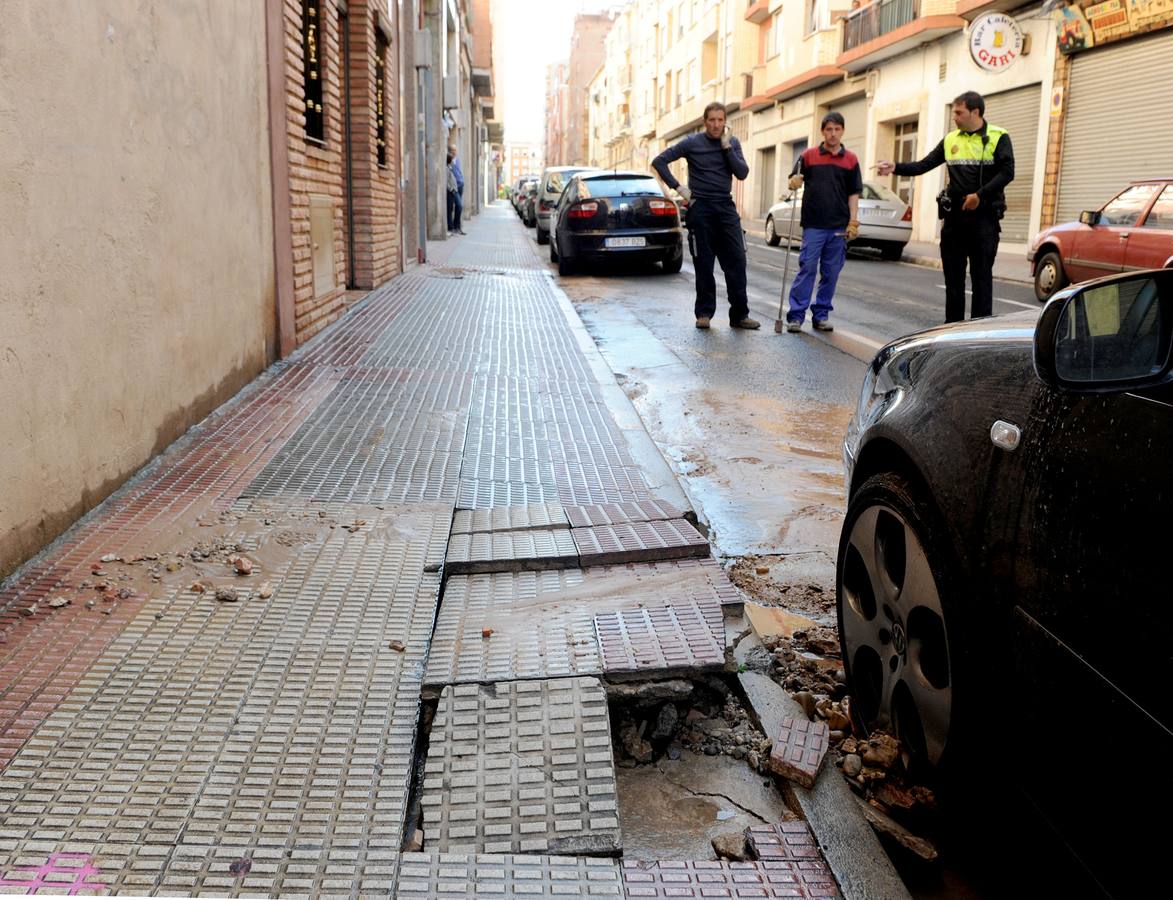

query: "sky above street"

left=495, top=0, right=612, bottom=144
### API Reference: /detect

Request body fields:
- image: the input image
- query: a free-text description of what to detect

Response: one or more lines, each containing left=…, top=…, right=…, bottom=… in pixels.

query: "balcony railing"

left=842, top=0, right=918, bottom=52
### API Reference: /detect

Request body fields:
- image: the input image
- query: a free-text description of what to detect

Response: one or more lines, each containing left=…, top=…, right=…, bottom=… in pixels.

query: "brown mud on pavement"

left=563, top=282, right=853, bottom=560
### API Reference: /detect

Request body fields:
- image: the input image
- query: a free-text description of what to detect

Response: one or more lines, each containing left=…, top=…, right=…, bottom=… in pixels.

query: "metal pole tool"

left=772, top=190, right=801, bottom=333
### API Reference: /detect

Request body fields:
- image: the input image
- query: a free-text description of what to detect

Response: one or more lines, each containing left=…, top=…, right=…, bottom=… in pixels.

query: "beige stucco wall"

left=0, top=3, right=276, bottom=580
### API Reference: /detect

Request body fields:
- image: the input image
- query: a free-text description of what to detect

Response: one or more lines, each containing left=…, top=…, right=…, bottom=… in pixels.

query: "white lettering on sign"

left=969, top=12, right=1025, bottom=72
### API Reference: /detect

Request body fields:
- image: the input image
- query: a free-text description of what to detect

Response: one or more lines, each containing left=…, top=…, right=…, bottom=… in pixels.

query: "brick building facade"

left=282, top=0, right=405, bottom=346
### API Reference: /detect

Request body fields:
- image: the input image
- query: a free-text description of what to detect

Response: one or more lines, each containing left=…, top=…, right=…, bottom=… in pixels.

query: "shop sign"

left=1055, top=3, right=1096, bottom=54
left=1085, top=0, right=1133, bottom=40
left=1127, top=0, right=1173, bottom=28
left=969, top=12, right=1025, bottom=71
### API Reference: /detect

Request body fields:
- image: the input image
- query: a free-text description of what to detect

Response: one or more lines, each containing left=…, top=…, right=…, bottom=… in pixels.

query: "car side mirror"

left=1034, top=270, right=1173, bottom=393
left=1079, top=210, right=1102, bottom=226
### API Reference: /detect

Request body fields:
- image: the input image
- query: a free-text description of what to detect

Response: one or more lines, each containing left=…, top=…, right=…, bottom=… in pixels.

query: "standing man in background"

left=652, top=103, right=759, bottom=331
left=783, top=112, right=861, bottom=333
left=878, top=91, right=1014, bottom=322
left=447, top=146, right=465, bottom=235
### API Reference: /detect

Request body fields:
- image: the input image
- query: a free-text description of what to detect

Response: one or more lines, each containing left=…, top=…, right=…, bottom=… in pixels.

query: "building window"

left=375, top=31, right=388, bottom=167
left=302, top=0, right=325, bottom=143
left=768, top=12, right=783, bottom=59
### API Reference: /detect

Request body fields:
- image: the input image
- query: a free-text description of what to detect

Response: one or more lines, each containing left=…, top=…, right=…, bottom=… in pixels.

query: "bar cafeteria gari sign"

left=969, top=12, right=1024, bottom=70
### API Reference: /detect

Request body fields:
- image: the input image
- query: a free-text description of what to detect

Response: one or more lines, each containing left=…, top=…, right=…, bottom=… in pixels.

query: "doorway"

left=758, top=146, right=776, bottom=216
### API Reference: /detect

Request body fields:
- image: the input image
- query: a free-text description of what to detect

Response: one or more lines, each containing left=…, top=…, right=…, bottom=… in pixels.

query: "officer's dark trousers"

left=687, top=197, right=749, bottom=321
left=940, top=215, right=999, bottom=322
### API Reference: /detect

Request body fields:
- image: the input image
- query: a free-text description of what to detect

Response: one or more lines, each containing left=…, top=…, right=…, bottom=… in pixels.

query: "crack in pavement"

left=656, top=765, right=771, bottom=825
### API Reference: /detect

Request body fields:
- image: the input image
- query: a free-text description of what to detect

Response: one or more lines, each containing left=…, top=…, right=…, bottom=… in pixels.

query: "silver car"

left=765, top=181, right=911, bottom=260
left=535, top=166, right=599, bottom=245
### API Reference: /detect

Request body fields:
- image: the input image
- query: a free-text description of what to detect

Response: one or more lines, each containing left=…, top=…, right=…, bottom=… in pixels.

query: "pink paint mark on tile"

left=0, top=853, right=105, bottom=895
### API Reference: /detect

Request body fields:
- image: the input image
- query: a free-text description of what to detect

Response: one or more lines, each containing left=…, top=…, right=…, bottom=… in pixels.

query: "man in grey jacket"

left=652, top=103, right=758, bottom=330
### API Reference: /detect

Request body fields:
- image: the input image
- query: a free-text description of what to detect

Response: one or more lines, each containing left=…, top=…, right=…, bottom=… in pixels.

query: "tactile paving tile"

left=595, top=597, right=726, bottom=677
left=420, top=678, right=620, bottom=856
left=423, top=570, right=603, bottom=690
left=0, top=509, right=448, bottom=895
left=457, top=478, right=560, bottom=509
left=424, top=562, right=732, bottom=691
left=395, top=852, right=623, bottom=897
left=563, top=500, right=688, bottom=529
left=746, top=822, right=826, bottom=862
left=444, top=529, right=579, bottom=574
left=572, top=519, right=709, bottom=566
left=621, top=859, right=840, bottom=899
left=451, top=503, right=570, bottom=534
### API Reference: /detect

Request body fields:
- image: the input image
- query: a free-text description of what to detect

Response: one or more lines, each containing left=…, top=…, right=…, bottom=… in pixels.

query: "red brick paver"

left=769, top=718, right=831, bottom=789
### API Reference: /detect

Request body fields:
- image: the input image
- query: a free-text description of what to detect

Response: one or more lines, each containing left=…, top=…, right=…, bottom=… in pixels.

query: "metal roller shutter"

left=983, top=84, right=1041, bottom=243
left=1057, top=30, right=1173, bottom=224
left=826, top=96, right=868, bottom=160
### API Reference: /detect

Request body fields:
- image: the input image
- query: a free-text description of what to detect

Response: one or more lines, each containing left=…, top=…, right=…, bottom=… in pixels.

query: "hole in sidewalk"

left=606, top=675, right=794, bottom=862
left=400, top=697, right=437, bottom=853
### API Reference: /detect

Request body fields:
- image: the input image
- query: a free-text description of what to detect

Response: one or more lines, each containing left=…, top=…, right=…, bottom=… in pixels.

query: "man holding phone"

left=652, top=103, right=759, bottom=330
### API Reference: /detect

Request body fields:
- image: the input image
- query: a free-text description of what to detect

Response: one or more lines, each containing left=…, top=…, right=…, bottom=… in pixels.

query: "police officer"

left=878, top=91, right=1014, bottom=322
left=652, top=102, right=759, bottom=330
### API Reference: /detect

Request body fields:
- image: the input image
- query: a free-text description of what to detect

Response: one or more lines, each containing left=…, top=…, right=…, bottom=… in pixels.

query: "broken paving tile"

left=769, top=718, right=830, bottom=789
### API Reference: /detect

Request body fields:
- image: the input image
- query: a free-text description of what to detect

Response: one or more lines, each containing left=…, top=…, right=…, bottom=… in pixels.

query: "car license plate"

left=605, top=236, right=646, bottom=248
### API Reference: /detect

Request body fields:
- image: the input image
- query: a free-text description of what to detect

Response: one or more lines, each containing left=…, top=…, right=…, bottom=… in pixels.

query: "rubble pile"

left=610, top=680, right=772, bottom=774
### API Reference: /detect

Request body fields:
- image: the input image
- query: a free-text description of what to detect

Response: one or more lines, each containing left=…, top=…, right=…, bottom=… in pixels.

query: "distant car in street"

left=1029, top=177, right=1173, bottom=301
left=511, top=175, right=538, bottom=215
left=765, top=181, right=911, bottom=260
left=836, top=267, right=1172, bottom=897
left=535, top=166, right=599, bottom=245
left=520, top=179, right=539, bottom=227
left=549, top=171, right=684, bottom=276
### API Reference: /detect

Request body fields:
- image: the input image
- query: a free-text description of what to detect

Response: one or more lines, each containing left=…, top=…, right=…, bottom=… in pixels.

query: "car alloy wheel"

left=838, top=473, right=953, bottom=768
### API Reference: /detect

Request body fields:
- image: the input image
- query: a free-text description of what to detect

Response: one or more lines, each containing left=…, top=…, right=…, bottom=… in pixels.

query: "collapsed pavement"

left=0, top=206, right=908, bottom=898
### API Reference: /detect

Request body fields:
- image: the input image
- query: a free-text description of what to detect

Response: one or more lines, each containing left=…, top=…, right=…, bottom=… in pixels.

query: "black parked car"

left=837, top=268, right=1171, bottom=896
left=549, top=171, right=684, bottom=276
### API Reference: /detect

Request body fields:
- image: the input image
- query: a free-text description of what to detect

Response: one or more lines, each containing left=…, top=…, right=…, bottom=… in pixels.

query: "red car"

left=1029, top=177, right=1173, bottom=301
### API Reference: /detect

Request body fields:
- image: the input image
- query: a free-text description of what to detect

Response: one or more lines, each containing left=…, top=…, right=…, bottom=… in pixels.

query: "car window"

left=1140, top=185, right=1173, bottom=230
left=1100, top=184, right=1160, bottom=226
left=546, top=169, right=588, bottom=193
left=860, top=183, right=900, bottom=202
left=580, top=176, right=663, bottom=198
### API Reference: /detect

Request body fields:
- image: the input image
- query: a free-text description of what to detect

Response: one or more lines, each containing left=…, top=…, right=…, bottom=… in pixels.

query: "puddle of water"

left=616, top=752, right=793, bottom=861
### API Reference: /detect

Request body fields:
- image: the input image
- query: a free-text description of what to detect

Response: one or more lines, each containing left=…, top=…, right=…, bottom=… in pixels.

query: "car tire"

left=662, top=249, right=683, bottom=274
left=880, top=242, right=905, bottom=261
left=1034, top=250, right=1067, bottom=302
left=557, top=252, right=575, bottom=276
left=536, top=226, right=549, bottom=245
left=549, top=234, right=559, bottom=263
left=765, top=216, right=781, bottom=247
left=837, top=470, right=975, bottom=775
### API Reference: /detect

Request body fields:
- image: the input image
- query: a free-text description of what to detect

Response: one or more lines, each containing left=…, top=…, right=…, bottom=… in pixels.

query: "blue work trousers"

left=787, top=227, right=846, bottom=324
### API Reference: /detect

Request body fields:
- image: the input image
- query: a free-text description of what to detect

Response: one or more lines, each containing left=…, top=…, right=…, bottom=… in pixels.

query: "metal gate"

left=983, top=84, right=1042, bottom=243
left=1057, top=31, right=1173, bottom=224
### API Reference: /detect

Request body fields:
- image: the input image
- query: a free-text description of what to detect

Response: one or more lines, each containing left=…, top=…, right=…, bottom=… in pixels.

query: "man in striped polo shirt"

left=784, top=112, right=862, bottom=333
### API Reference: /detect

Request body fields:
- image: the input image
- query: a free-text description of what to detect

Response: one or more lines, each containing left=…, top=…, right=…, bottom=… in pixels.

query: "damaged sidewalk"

left=0, top=205, right=906, bottom=898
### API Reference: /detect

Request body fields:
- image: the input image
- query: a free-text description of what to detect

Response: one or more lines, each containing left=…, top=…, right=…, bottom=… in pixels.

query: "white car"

left=535, top=166, right=600, bottom=245
left=765, top=181, right=911, bottom=260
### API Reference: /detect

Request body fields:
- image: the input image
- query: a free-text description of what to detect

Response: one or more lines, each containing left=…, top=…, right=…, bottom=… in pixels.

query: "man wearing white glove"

left=652, top=103, right=757, bottom=330
left=782, top=112, right=861, bottom=333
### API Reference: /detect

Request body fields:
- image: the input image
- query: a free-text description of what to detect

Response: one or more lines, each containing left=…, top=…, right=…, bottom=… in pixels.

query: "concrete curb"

left=734, top=632, right=911, bottom=900
left=544, top=272, right=695, bottom=522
